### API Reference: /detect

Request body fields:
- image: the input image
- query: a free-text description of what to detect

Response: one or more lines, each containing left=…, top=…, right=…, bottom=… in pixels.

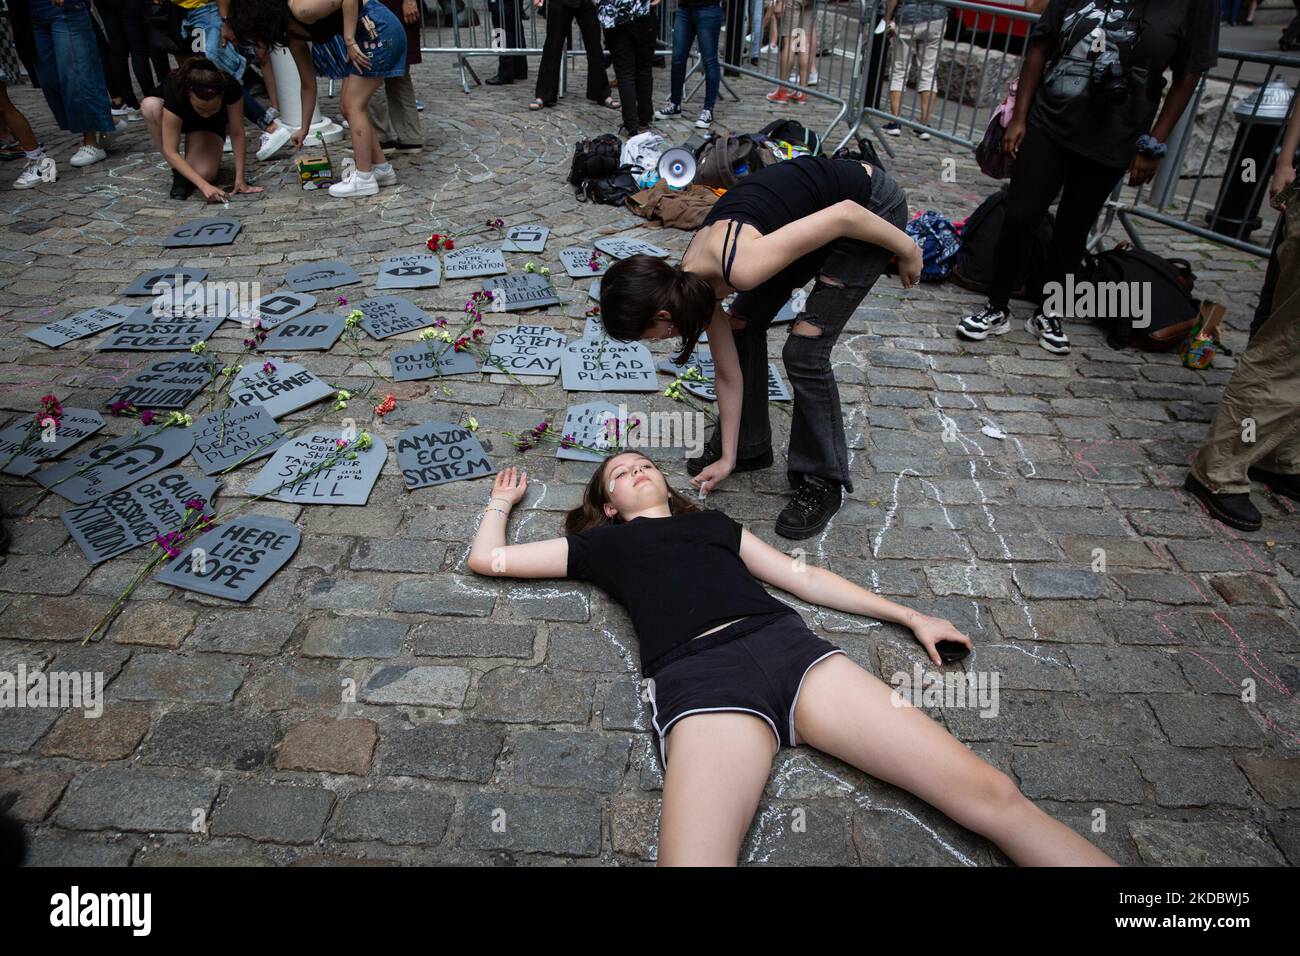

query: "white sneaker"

left=371, top=162, right=397, bottom=186
left=809, top=68, right=819, bottom=85
left=111, top=105, right=142, bottom=122
left=69, top=144, right=106, bottom=167
left=223, top=135, right=233, bottom=154
left=13, top=156, right=56, bottom=189
left=256, top=123, right=293, bottom=161
left=328, top=169, right=378, bottom=197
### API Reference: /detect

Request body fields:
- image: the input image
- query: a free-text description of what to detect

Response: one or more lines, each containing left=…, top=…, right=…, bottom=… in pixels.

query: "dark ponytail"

left=171, top=57, right=228, bottom=100
left=600, top=254, right=715, bottom=366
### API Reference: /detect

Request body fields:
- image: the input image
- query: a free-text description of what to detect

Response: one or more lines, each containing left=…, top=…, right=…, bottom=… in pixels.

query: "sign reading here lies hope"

left=155, top=515, right=300, bottom=602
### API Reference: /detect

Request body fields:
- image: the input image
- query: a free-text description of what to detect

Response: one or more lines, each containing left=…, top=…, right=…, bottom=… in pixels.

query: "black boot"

left=1248, top=466, right=1300, bottom=502
left=686, top=440, right=774, bottom=477
left=1184, top=473, right=1262, bottom=531
left=776, top=475, right=843, bottom=539
left=170, top=169, right=195, bottom=200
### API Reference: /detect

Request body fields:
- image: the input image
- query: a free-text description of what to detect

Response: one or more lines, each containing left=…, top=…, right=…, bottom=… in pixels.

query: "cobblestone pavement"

left=0, top=57, right=1297, bottom=867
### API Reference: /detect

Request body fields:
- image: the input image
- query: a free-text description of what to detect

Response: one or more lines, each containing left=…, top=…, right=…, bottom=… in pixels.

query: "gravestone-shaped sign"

left=162, top=217, right=241, bottom=248
left=562, top=337, right=658, bottom=392
left=356, top=296, right=435, bottom=340
left=155, top=514, right=299, bottom=602
left=594, top=237, right=670, bottom=260
left=98, top=314, right=224, bottom=351
left=487, top=325, right=566, bottom=378
left=231, top=291, right=317, bottom=329
left=0, top=408, right=106, bottom=477
left=33, top=427, right=197, bottom=504
left=559, top=247, right=609, bottom=278
left=389, top=343, right=480, bottom=381
left=376, top=253, right=442, bottom=290
left=188, top=405, right=287, bottom=475
left=145, top=283, right=238, bottom=320
left=583, top=314, right=605, bottom=338
left=61, top=468, right=219, bottom=565
left=107, top=354, right=214, bottom=410
left=228, top=359, right=334, bottom=419
left=557, top=401, right=625, bottom=463
left=482, top=274, right=560, bottom=312
left=442, top=246, right=508, bottom=279
left=395, top=422, right=494, bottom=490
left=766, top=363, right=792, bottom=402
left=260, top=313, right=345, bottom=351
left=27, top=304, right=136, bottom=348
left=247, top=430, right=387, bottom=506
left=124, top=267, right=208, bottom=296
left=658, top=351, right=791, bottom=402
left=285, top=261, right=361, bottom=292
left=588, top=278, right=601, bottom=301
left=501, top=225, right=549, bottom=253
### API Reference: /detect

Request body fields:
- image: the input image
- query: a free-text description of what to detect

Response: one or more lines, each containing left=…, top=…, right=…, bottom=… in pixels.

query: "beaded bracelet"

left=483, top=507, right=508, bottom=518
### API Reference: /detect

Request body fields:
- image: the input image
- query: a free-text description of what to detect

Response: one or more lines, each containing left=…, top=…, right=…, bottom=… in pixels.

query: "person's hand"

left=491, top=466, right=528, bottom=506
left=201, top=182, right=229, bottom=203
left=290, top=126, right=309, bottom=151
left=1003, top=117, right=1026, bottom=159
left=690, top=458, right=733, bottom=496
left=908, top=614, right=973, bottom=666
left=1270, top=164, right=1295, bottom=210
left=534, top=0, right=543, bottom=8
left=1127, top=152, right=1160, bottom=187
left=232, top=180, right=264, bottom=195
left=402, top=0, right=418, bottom=23
left=346, top=38, right=372, bottom=71
left=897, top=241, right=923, bottom=288
left=221, top=21, right=237, bottom=47
left=886, top=19, right=897, bottom=36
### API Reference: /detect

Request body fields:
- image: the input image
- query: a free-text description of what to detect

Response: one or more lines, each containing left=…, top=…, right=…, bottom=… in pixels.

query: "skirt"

left=0, top=14, right=22, bottom=85
left=310, top=0, right=408, bottom=79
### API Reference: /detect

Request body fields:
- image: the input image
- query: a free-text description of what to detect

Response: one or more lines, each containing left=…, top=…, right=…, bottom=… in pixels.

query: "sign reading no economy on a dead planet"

left=561, top=337, right=658, bottom=392
left=155, top=514, right=300, bottom=603
left=187, top=404, right=287, bottom=475
left=395, top=422, right=495, bottom=490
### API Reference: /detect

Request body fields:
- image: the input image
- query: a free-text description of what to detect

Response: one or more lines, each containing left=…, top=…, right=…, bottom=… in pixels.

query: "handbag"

left=142, top=0, right=187, bottom=57
left=975, top=78, right=1017, bottom=179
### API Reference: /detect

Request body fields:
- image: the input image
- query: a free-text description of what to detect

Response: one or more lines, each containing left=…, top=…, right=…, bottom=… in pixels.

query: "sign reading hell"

left=356, top=296, right=436, bottom=340
left=155, top=515, right=300, bottom=603
left=187, top=405, right=287, bottom=475
left=97, top=314, right=224, bottom=351
left=0, top=408, right=106, bottom=476
left=61, top=468, right=220, bottom=565
left=228, top=360, right=335, bottom=419
left=162, top=217, right=241, bottom=248
left=32, top=426, right=197, bottom=504
left=487, top=325, right=566, bottom=377
left=376, top=253, right=442, bottom=290
left=389, top=343, right=480, bottom=382
left=246, top=430, right=387, bottom=506
left=395, top=422, right=495, bottom=490
left=107, top=354, right=215, bottom=410
left=561, top=337, right=658, bottom=392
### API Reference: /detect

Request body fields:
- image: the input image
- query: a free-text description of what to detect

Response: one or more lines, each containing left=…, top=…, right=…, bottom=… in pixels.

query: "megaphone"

left=658, top=148, right=697, bottom=189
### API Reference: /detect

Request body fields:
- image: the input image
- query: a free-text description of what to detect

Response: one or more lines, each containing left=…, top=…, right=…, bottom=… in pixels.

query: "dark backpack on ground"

left=951, top=187, right=1055, bottom=301
left=693, top=133, right=771, bottom=189
left=578, top=166, right=641, bottom=206
left=832, top=134, right=887, bottom=170
left=1079, top=245, right=1199, bottom=351
left=568, top=133, right=623, bottom=191
left=757, top=119, right=824, bottom=157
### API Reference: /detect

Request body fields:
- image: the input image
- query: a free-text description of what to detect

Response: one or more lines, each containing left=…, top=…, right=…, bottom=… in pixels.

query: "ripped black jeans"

left=709, top=165, right=908, bottom=494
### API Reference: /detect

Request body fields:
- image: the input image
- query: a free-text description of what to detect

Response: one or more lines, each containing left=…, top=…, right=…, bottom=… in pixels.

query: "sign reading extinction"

left=395, top=422, right=495, bottom=490
left=61, top=468, right=219, bottom=564
left=0, top=408, right=106, bottom=476
left=154, top=514, right=300, bottom=602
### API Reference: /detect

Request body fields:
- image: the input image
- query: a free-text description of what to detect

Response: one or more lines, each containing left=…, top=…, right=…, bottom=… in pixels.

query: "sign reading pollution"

left=107, top=354, right=215, bottom=410
left=395, top=422, right=495, bottom=490
left=155, top=514, right=300, bottom=603
left=389, top=343, right=481, bottom=381
left=32, top=427, right=197, bottom=504
left=376, top=253, right=442, bottom=290
left=0, top=408, right=106, bottom=476
left=61, top=468, right=219, bottom=565
left=187, top=405, right=287, bottom=475
left=285, top=261, right=361, bottom=292
left=487, top=324, right=566, bottom=377
left=246, top=430, right=387, bottom=506
left=27, top=304, right=136, bottom=348
left=561, top=337, right=657, bottom=392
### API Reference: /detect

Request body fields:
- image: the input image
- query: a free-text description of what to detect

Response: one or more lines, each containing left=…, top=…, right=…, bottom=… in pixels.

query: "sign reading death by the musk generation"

left=155, top=514, right=300, bottom=602
left=0, top=408, right=106, bottom=476
left=107, top=354, right=215, bottom=410
left=32, top=427, right=197, bottom=504
left=61, top=468, right=219, bottom=564
left=395, top=422, right=494, bottom=490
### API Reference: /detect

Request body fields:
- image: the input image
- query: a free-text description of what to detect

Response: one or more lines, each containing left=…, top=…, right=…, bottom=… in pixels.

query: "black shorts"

left=180, top=112, right=229, bottom=138
left=645, top=610, right=844, bottom=770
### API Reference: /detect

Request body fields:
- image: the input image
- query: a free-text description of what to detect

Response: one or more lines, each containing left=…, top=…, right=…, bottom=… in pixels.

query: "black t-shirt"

left=565, top=508, right=797, bottom=674
left=699, top=155, right=875, bottom=298
left=161, top=72, right=241, bottom=134
left=1028, top=0, right=1218, bottom=168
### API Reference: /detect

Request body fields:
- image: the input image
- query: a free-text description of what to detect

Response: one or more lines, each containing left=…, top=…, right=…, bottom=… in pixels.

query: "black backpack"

left=757, top=119, right=824, bottom=157
left=577, top=166, right=641, bottom=206
left=832, top=134, right=887, bottom=170
left=1079, top=245, right=1199, bottom=350
left=951, top=187, right=1055, bottom=301
left=568, top=133, right=623, bottom=191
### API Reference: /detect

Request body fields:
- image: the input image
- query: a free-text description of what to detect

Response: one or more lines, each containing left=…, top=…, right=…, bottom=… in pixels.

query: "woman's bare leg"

left=658, top=712, right=776, bottom=866
left=184, top=130, right=223, bottom=185
left=339, top=74, right=385, bottom=171
left=793, top=656, right=1117, bottom=866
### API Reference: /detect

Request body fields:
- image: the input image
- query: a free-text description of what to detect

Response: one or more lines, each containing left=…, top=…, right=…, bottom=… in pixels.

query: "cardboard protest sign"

left=556, top=400, right=625, bottom=463
left=561, top=337, right=657, bottom=392
left=144, top=283, right=239, bottom=320
left=658, top=351, right=792, bottom=402
left=482, top=274, right=560, bottom=312
left=376, top=253, right=442, bottom=290
left=0, top=408, right=106, bottom=476
left=32, top=426, right=197, bottom=504
left=230, top=291, right=317, bottom=329
left=27, top=304, right=136, bottom=348
left=246, top=430, right=386, bottom=506
left=487, top=324, right=566, bottom=378
left=356, top=296, right=436, bottom=340
left=97, top=314, right=224, bottom=352
left=123, top=267, right=208, bottom=296
left=154, top=515, right=300, bottom=602
left=593, top=237, right=670, bottom=259
left=285, top=262, right=361, bottom=292
left=559, top=247, right=608, bottom=278
left=394, top=422, right=494, bottom=490
left=259, top=313, right=346, bottom=351
left=442, top=246, right=508, bottom=279
left=389, top=343, right=481, bottom=381
left=583, top=314, right=605, bottom=338
left=187, top=405, right=286, bottom=476
left=588, top=278, right=601, bottom=301
left=106, top=354, right=214, bottom=410
left=228, top=359, right=335, bottom=419
left=501, top=225, right=549, bottom=253
left=162, top=217, right=241, bottom=248
left=61, top=468, right=219, bottom=565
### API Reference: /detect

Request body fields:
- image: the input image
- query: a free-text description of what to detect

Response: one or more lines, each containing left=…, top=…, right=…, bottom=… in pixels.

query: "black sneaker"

left=1184, top=473, right=1262, bottom=531
left=776, top=475, right=843, bottom=539
left=654, top=101, right=682, bottom=119
left=169, top=170, right=195, bottom=200
left=685, top=443, right=774, bottom=477
left=882, top=121, right=902, bottom=136
left=956, top=303, right=1010, bottom=341
left=1248, top=466, right=1300, bottom=501
left=1026, top=310, right=1070, bottom=354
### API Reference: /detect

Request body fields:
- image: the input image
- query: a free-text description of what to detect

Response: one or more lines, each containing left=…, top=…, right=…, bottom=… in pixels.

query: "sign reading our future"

left=155, top=514, right=299, bottom=603
left=27, top=304, right=135, bottom=348
left=32, top=427, right=197, bottom=504
left=376, top=253, right=442, bottom=290
left=356, top=296, right=436, bottom=340
left=188, top=405, right=287, bottom=475
left=0, top=408, right=105, bottom=476
left=395, top=422, right=494, bottom=490
left=228, top=360, right=334, bottom=419
left=247, top=430, right=386, bottom=505
left=487, top=325, right=567, bottom=377
left=61, top=468, right=219, bottom=565
left=107, top=354, right=214, bottom=410
left=562, top=338, right=657, bottom=392
left=389, top=343, right=480, bottom=382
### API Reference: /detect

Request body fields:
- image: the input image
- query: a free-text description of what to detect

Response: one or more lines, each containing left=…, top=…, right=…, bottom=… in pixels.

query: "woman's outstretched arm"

left=737, top=528, right=972, bottom=664
left=466, top=467, right=571, bottom=578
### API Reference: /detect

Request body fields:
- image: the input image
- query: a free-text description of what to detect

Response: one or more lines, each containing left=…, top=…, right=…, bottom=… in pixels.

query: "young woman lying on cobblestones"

left=468, top=454, right=1117, bottom=867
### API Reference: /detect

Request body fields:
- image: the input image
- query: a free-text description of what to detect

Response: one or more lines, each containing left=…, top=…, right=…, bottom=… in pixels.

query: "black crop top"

left=291, top=5, right=345, bottom=43
left=565, top=508, right=797, bottom=675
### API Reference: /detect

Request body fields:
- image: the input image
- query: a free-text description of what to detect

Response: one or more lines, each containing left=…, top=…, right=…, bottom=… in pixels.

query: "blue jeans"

left=670, top=3, right=722, bottom=110
left=182, top=2, right=271, bottom=127
left=28, top=0, right=114, bottom=134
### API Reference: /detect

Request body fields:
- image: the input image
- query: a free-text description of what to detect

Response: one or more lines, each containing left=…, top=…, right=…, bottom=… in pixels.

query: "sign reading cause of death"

left=442, top=246, right=508, bottom=279
left=562, top=337, right=658, bottom=392
left=61, top=468, right=219, bottom=565
left=559, top=247, right=609, bottom=278
left=33, top=426, right=197, bottom=504
left=482, top=274, right=560, bottom=312
left=162, top=217, right=241, bottom=248
left=376, top=253, right=442, bottom=290
left=659, top=351, right=791, bottom=402
left=97, top=314, right=224, bottom=352
left=557, top=400, right=626, bottom=463
left=594, top=237, right=670, bottom=260
left=228, top=359, right=335, bottom=419
left=231, top=291, right=317, bottom=329
left=356, top=296, right=435, bottom=340
left=155, top=514, right=300, bottom=603
left=107, top=354, right=215, bottom=410
left=501, top=225, right=549, bottom=253
left=247, top=430, right=387, bottom=506
left=27, top=304, right=136, bottom=348
left=124, top=267, right=208, bottom=296
left=285, top=261, right=361, bottom=292
left=395, top=422, right=494, bottom=490
left=389, top=343, right=480, bottom=382
left=488, top=324, right=566, bottom=377
left=260, top=313, right=346, bottom=351
left=0, top=408, right=105, bottom=476
left=188, top=405, right=286, bottom=475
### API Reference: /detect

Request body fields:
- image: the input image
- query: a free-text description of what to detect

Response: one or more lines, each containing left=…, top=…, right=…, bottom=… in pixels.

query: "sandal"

left=528, top=98, right=546, bottom=110
left=601, top=96, right=621, bottom=110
